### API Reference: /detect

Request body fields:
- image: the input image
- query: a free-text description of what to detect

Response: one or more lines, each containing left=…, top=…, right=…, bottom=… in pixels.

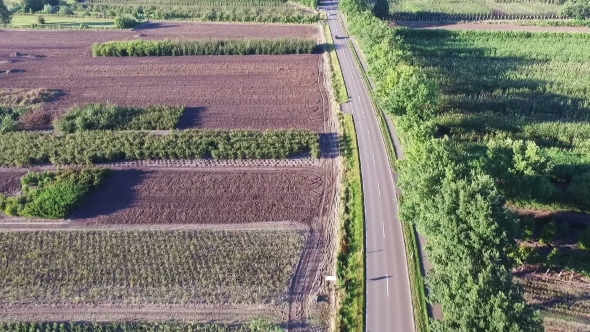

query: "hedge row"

left=92, top=39, right=318, bottom=57
left=54, top=103, right=185, bottom=133
left=0, top=130, right=320, bottom=166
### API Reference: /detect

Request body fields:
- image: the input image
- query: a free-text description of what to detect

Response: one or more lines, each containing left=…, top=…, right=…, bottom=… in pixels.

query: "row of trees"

left=0, top=0, right=10, bottom=24
left=92, top=38, right=318, bottom=57
left=339, top=0, right=544, bottom=330
left=0, top=129, right=320, bottom=166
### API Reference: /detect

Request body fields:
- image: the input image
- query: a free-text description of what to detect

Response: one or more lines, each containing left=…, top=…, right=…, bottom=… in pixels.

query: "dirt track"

left=393, top=21, right=590, bottom=33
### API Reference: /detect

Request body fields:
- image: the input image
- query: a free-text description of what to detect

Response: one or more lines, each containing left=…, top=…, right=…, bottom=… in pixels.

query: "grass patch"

left=0, top=168, right=110, bottom=219
left=92, top=39, right=318, bottom=57
left=9, top=14, right=115, bottom=28
left=55, top=104, right=185, bottom=133
left=323, top=23, right=348, bottom=104
left=336, top=112, right=364, bottom=331
left=0, top=229, right=304, bottom=306
left=0, top=130, right=320, bottom=166
left=0, top=88, right=59, bottom=107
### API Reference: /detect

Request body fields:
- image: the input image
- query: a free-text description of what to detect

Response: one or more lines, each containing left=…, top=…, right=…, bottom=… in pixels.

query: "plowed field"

left=72, top=168, right=327, bottom=225
left=0, top=23, right=328, bottom=132
left=0, top=171, right=23, bottom=194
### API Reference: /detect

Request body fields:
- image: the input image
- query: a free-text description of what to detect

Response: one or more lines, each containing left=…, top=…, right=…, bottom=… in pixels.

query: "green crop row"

left=55, top=104, right=185, bottom=133
left=0, top=230, right=303, bottom=306
left=0, top=129, right=320, bottom=166
left=0, top=169, right=110, bottom=219
left=92, top=38, right=318, bottom=57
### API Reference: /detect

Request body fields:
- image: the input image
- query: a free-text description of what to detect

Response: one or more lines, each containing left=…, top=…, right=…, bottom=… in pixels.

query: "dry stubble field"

left=0, top=22, right=329, bottom=132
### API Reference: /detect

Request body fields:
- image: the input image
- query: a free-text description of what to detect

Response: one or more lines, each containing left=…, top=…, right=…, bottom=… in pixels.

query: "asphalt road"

left=321, top=2, right=415, bottom=331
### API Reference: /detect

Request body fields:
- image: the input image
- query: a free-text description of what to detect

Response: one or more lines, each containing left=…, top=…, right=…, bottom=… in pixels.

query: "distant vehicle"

left=334, top=35, right=339, bottom=39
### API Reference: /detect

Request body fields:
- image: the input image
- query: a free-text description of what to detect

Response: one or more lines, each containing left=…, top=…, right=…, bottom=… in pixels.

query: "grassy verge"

left=336, top=112, right=365, bottom=331
left=323, top=23, right=349, bottom=104
left=341, top=17, right=429, bottom=332
left=9, top=14, right=115, bottom=29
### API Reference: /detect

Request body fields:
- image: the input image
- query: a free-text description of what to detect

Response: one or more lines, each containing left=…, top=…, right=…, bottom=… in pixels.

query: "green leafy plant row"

left=55, top=104, right=186, bottom=133
left=0, top=129, right=320, bottom=166
left=92, top=38, right=318, bottom=57
left=0, top=168, right=110, bottom=219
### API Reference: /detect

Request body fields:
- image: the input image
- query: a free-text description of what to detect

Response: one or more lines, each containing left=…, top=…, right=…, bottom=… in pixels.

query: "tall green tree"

left=372, top=0, right=390, bottom=19
left=339, top=0, right=367, bottom=14
left=0, top=0, right=11, bottom=25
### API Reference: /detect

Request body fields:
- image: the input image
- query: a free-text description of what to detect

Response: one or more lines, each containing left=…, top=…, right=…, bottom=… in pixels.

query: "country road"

left=321, top=1, right=415, bottom=331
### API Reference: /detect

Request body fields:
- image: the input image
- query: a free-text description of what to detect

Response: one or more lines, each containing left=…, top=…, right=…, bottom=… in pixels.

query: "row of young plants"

left=0, top=320, right=282, bottom=332
left=92, top=38, right=317, bottom=57
left=0, top=168, right=110, bottom=219
left=55, top=104, right=185, bottom=133
left=82, top=3, right=320, bottom=23
left=0, top=130, right=320, bottom=167
left=340, top=0, right=544, bottom=330
left=0, top=229, right=303, bottom=305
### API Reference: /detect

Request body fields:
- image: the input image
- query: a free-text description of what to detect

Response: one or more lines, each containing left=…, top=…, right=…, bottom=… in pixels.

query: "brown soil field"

left=0, top=171, right=23, bottom=194
left=72, top=167, right=329, bottom=225
left=392, top=21, right=590, bottom=33
left=514, top=265, right=590, bottom=331
left=0, top=23, right=329, bottom=132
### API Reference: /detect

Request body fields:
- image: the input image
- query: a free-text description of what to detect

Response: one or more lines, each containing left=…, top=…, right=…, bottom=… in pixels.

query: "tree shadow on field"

left=70, top=169, right=148, bottom=220
left=134, top=21, right=179, bottom=31
left=177, top=106, right=206, bottom=129
left=320, top=132, right=339, bottom=159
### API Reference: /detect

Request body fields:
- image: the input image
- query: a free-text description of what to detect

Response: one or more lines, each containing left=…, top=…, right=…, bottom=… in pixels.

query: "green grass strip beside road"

left=337, top=112, right=365, bottom=332
left=342, top=21, right=430, bottom=332
left=324, top=23, right=349, bottom=104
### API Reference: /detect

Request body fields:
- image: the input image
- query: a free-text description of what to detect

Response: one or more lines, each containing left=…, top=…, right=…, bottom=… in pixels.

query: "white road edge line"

left=382, top=221, right=385, bottom=238
left=378, top=182, right=381, bottom=196
left=386, top=274, right=390, bottom=297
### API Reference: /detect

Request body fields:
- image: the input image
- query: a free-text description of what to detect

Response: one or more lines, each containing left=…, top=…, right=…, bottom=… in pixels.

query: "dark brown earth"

left=0, top=171, right=23, bottom=194
left=0, top=23, right=328, bottom=132
left=72, top=168, right=327, bottom=225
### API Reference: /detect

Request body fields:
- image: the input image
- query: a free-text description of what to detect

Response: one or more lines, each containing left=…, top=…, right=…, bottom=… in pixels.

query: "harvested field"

left=0, top=23, right=328, bottom=132
left=514, top=266, right=590, bottom=331
left=0, top=229, right=304, bottom=314
left=0, top=171, right=23, bottom=194
left=72, top=168, right=327, bottom=225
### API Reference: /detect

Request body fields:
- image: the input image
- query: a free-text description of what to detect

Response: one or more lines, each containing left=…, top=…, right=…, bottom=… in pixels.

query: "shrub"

left=57, top=5, right=73, bottom=15
left=540, top=220, right=557, bottom=244
left=36, top=15, right=45, bottom=24
left=561, top=0, right=590, bottom=19
left=42, top=3, right=55, bottom=13
left=92, top=38, right=318, bottom=57
left=114, top=15, right=137, bottom=29
left=568, top=172, right=590, bottom=210
left=0, top=168, right=110, bottom=219
left=579, top=228, right=590, bottom=250
left=79, top=23, right=89, bottom=29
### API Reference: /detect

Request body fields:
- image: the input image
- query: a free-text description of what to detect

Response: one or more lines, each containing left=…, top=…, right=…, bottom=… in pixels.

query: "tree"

left=568, top=171, right=590, bottom=209
left=339, top=0, right=367, bottom=14
left=561, top=0, right=590, bottom=20
left=579, top=227, right=590, bottom=251
left=0, top=0, right=11, bottom=25
left=21, top=0, right=43, bottom=12
left=372, top=0, right=390, bottom=19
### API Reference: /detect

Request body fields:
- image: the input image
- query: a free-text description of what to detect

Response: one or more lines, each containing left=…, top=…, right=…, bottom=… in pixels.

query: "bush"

left=579, top=228, right=590, bottom=250
left=42, top=3, right=55, bottom=13
left=79, top=23, right=88, bottom=29
left=92, top=38, right=318, bottom=57
left=54, top=103, right=186, bottom=133
left=36, top=15, right=45, bottom=24
left=0, top=169, right=110, bottom=219
left=114, top=15, right=137, bottom=29
left=57, top=5, right=73, bottom=15
left=540, top=220, right=557, bottom=244
left=568, top=172, right=590, bottom=209
left=7, top=4, right=22, bottom=14
left=561, top=0, right=590, bottom=19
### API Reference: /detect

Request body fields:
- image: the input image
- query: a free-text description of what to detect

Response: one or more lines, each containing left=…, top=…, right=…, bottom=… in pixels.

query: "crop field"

left=515, top=266, right=590, bottom=331
left=0, top=23, right=327, bottom=132
left=390, top=0, right=564, bottom=20
left=72, top=168, right=329, bottom=225
left=0, top=229, right=304, bottom=318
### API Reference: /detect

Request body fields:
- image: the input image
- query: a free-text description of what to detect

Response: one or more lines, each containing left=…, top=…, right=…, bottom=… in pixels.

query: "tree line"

left=339, top=0, right=544, bottom=331
left=92, top=38, right=318, bottom=57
